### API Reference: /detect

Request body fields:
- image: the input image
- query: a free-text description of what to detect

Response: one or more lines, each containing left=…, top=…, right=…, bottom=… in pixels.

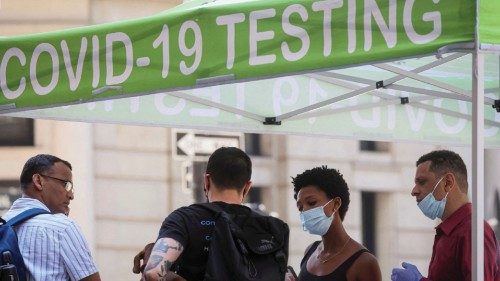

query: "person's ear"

left=242, top=181, right=252, bottom=199
left=203, top=174, right=210, bottom=196
left=444, top=173, right=456, bottom=193
left=32, top=174, right=43, bottom=191
left=328, top=197, right=342, bottom=217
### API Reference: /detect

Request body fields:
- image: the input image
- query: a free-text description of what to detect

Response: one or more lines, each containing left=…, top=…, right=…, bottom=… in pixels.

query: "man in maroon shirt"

left=391, top=150, right=499, bottom=281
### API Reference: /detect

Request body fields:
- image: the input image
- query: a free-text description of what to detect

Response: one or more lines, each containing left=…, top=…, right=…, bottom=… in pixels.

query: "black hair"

left=206, top=147, right=251, bottom=191
left=416, top=150, right=468, bottom=193
left=20, top=154, right=72, bottom=190
left=292, top=166, right=350, bottom=220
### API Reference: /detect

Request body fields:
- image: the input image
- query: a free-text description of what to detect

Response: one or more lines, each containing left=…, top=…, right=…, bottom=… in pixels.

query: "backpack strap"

left=5, top=208, right=50, bottom=227
left=195, top=203, right=239, bottom=231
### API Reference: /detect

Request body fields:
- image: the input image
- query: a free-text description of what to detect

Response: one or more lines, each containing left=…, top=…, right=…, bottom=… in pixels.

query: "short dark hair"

left=20, top=154, right=72, bottom=190
left=416, top=150, right=468, bottom=193
left=292, top=166, right=350, bottom=221
left=206, top=147, right=251, bottom=191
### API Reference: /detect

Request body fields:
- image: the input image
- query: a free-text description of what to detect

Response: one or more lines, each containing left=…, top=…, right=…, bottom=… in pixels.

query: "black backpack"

left=196, top=203, right=289, bottom=281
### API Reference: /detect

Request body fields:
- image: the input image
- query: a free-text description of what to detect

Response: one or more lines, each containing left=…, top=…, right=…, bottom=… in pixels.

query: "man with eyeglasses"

left=2, top=154, right=101, bottom=281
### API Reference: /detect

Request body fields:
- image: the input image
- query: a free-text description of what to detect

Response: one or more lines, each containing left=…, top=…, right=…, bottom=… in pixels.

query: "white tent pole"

left=288, top=94, right=500, bottom=128
left=472, top=50, right=485, bottom=281
left=276, top=54, right=466, bottom=121
left=315, top=72, right=495, bottom=105
left=167, top=91, right=265, bottom=122
left=375, top=63, right=472, bottom=98
left=287, top=96, right=429, bottom=120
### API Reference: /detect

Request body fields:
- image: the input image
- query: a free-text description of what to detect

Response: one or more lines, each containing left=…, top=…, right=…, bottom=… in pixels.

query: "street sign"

left=173, top=129, right=244, bottom=160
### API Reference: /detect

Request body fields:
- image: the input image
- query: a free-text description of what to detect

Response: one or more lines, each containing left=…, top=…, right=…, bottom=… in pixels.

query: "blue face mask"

left=300, top=199, right=335, bottom=236
left=418, top=177, right=448, bottom=220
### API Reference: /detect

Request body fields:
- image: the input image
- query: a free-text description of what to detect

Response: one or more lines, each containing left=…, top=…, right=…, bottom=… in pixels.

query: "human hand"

left=391, top=262, right=423, bottom=281
left=284, top=272, right=296, bottom=281
left=284, top=266, right=297, bottom=281
left=133, top=242, right=155, bottom=274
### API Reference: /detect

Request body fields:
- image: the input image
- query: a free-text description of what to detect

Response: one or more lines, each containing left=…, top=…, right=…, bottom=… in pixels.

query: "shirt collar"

left=10, top=197, right=51, bottom=212
left=436, top=203, right=471, bottom=235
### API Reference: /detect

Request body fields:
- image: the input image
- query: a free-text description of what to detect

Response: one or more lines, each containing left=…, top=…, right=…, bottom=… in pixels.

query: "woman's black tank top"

left=298, top=241, right=369, bottom=281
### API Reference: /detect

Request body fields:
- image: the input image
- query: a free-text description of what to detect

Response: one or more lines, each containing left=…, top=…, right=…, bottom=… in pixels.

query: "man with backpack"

left=133, top=147, right=289, bottom=281
left=1, top=154, right=100, bottom=281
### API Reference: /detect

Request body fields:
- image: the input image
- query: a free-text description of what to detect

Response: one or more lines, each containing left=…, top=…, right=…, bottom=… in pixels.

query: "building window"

left=0, top=181, right=21, bottom=215
left=362, top=191, right=377, bottom=255
left=0, top=117, right=34, bottom=146
left=359, top=140, right=389, bottom=152
left=244, top=134, right=272, bottom=156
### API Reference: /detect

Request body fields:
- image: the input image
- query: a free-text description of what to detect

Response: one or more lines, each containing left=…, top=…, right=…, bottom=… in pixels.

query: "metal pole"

left=472, top=50, right=485, bottom=281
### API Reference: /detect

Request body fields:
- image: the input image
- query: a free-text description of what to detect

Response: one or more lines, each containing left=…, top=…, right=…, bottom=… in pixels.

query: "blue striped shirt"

left=3, top=198, right=98, bottom=281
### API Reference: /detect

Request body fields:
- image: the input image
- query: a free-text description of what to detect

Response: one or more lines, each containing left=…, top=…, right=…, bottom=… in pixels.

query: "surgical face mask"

left=300, top=199, right=335, bottom=236
left=418, top=177, right=448, bottom=220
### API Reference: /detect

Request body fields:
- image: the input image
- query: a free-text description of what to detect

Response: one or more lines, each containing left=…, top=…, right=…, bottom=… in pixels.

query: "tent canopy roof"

left=1, top=0, right=499, bottom=146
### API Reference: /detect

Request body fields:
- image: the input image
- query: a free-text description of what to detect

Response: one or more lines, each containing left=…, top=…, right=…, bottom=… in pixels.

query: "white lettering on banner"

left=282, top=4, right=310, bottom=62
left=405, top=103, right=427, bottom=132
left=350, top=96, right=381, bottom=128
left=31, top=43, right=59, bottom=95
left=0, top=0, right=447, bottom=102
left=308, top=78, right=329, bottom=124
left=404, top=0, right=442, bottom=44
left=312, top=0, right=343, bottom=57
left=104, top=100, right=114, bottom=112
left=433, top=99, right=467, bottom=134
left=105, top=32, right=133, bottom=86
left=347, top=0, right=356, bottom=53
left=385, top=89, right=397, bottom=130
left=364, top=0, right=397, bottom=51
left=87, top=102, right=96, bottom=110
left=92, top=35, right=100, bottom=88
left=249, top=9, right=277, bottom=66
left=153, top=25, right=170, bottom=78
left=189, top=87, right=220, bottom=117
left=154, top=93, right=186, bottom=115
left=217, top=13, right=246, bottom=70
left=61, top=38, right=87, bottom=91
left=273, top=77, right=299, bottom=115
left=179, top=21, right=202, bottom=75
left=130, top=97, right=140, bottom=113
left=387, top=106, right=396, bottom=130
left=0, top=48, right=26, bottom=99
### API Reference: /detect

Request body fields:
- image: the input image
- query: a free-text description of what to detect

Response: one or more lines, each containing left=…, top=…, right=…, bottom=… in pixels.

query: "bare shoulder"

left=354, top=251, right=379, bottom=267
left=348, top=242, right=381, bottom=281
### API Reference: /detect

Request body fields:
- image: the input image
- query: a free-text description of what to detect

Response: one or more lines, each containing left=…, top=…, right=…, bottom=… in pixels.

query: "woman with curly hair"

left=286, top=166, right=381, bottom=281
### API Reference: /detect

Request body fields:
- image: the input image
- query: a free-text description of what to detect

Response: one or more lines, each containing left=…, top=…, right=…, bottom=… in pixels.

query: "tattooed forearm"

left=144, top=255, right=164, bottom=272
left=143, top=238, right=184, bottom=281
left=157, top=261, right=174, bottom=281
left=153, top=240, right=183, bottom=253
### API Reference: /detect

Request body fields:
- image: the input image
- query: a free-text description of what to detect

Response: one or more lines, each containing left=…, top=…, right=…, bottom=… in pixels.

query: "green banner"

left=479, top=0, right=500, bottom=46
left=8, top=55, right=500, bottom=147
left=1, top=0, right=475, bottom=111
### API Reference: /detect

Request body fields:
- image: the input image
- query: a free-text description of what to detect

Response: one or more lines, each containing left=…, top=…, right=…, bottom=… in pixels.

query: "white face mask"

left=299, top=199, right=334, bottom=236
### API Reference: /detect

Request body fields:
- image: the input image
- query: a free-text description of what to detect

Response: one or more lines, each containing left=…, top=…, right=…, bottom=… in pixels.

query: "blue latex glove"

left=391, top=262, right=423, bottom=281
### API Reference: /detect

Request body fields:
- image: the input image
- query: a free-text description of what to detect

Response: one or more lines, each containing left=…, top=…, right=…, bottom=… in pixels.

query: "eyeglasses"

left=39, top=174, right=73, bottom=192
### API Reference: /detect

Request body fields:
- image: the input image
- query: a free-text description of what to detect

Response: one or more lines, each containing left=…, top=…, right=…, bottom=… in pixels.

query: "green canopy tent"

left=1, top=0, right=499, bottom=279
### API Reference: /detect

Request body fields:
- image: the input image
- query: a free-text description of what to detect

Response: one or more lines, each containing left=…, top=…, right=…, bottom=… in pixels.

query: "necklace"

left=316, top=237, right=351, bottom=264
